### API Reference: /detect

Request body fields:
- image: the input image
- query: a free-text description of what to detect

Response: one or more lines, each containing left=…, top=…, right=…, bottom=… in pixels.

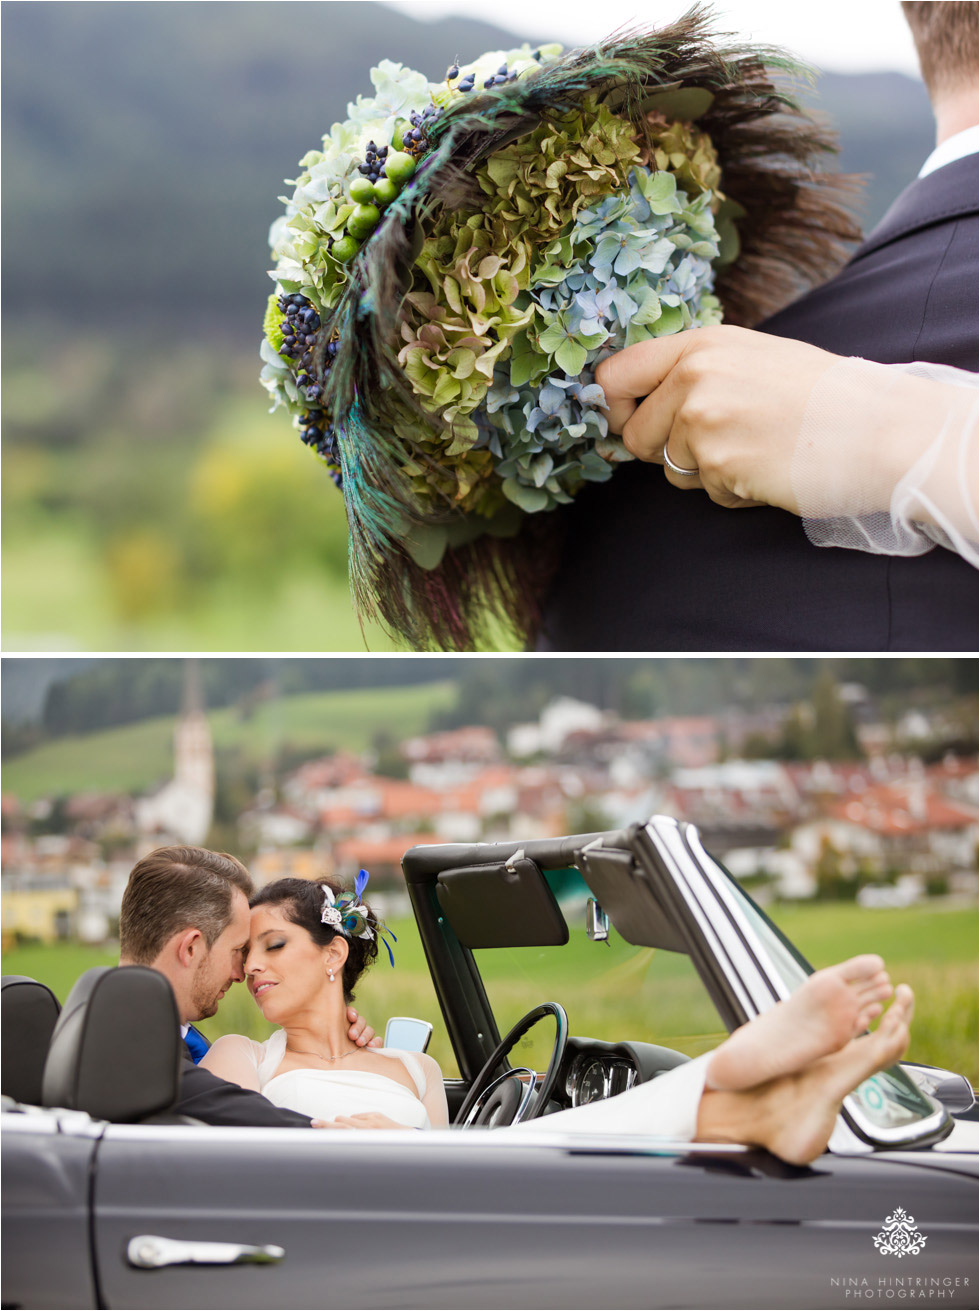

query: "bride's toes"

left=856, top=1001, right=884, bottom=1032
left=858, top=972, right=893, bottom=1002
left=840, top=954, right=886, bottom=983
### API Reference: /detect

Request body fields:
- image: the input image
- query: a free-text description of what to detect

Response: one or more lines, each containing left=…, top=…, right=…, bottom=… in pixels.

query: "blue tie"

left=184, top=1026, right=210, bottom=1064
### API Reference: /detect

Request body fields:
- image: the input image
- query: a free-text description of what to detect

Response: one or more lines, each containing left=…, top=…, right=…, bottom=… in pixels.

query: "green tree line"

left=6, top=657, right=974, bottom=755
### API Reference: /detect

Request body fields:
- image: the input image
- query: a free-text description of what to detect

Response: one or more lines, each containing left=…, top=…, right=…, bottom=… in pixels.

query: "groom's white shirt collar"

left=918, top=124, right=980, bottom=178
left=180, top=1023, right=189, bottom=1038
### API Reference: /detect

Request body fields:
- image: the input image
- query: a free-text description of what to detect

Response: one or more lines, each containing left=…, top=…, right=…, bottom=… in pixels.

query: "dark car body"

left=2, top=817, right=977, bottom=1309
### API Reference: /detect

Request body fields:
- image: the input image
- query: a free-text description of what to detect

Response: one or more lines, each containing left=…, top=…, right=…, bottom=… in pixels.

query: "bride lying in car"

left=201, top=875, right=913, bottom=1166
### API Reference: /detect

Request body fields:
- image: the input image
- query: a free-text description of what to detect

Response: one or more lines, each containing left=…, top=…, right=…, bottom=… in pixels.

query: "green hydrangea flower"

left=389, top=409, right=505, bottom=519
left=642, top=116, right=723, bottom=206
left=475, top=96, right=642, bottom=248
left=262, top=293, right=285, bottom=352
left=398, top=213, right=535, bottom=437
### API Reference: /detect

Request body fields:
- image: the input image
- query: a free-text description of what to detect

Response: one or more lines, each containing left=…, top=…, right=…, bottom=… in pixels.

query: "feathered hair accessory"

left=320, top=869, right=397, bottom=966
left=262, top=4, right=859, bottom=650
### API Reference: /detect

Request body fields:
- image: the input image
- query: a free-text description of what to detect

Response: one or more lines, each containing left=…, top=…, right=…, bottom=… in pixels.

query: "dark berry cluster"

left=357, top=141, right=389, bottom=183
left=278, top=292, right=343, bottom=486
left=278, top=292, right=324, bottom=401
left=446, top=62, right=474, bottom=93
left=482, top=61, right=518, bottom=90
left=299, top=415, right=343, bottom=488
left=278, top=293, right=319, bottom=369
left=401, top=102, right=444, bottom=157
left=449, top=56, right=532, bottom=98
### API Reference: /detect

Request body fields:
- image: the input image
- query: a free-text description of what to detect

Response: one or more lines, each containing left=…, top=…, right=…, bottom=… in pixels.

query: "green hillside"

left=2, top=680, right=458, bottom=801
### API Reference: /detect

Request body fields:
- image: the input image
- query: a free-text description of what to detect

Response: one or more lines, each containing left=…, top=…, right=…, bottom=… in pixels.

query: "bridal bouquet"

left=261, top=8, right=856, bottom=649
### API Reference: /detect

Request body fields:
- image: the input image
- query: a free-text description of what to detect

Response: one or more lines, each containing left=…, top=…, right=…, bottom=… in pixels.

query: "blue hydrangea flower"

left=474, top=163, right=723, bottom=512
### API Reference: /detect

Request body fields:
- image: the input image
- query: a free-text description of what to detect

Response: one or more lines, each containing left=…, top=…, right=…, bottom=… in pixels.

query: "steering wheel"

left=455, top=1002, right=568, bottom=1128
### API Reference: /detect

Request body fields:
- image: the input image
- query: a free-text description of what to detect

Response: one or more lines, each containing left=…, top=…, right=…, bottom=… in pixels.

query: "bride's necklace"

left=286, top=1041, right=361, bottom=1063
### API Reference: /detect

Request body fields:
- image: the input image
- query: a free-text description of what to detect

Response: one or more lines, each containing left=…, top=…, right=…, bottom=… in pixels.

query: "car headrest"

left=41, top=966, right=182, bottom=1122
left=1, top=975, right=62, bottom=1106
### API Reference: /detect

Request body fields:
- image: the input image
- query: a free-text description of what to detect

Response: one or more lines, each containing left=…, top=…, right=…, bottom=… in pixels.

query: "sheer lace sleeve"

left=383, top=1049, right=449, bottom=1128
left=199, top=1033, right=264, bottom=1092
left=791, top=358, right=978, bottom=568
left=418, top=1052, right=449, bottom=1128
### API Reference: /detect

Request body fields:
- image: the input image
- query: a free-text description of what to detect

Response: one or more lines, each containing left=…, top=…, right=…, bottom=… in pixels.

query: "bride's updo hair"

left=250, top=876, right=379, bottom=1003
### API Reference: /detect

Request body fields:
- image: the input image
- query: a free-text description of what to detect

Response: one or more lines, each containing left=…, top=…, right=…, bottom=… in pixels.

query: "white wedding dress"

left=216, top=1029, right=437, bottom=1128
left=505, top=1052, right=711, bottom=1140
left=210, top=1028, right=710, bottom=1137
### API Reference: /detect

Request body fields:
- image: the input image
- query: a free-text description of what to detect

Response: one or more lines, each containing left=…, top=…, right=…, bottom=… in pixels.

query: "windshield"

left=710, top=853, right=940, bottom=1137
left=473, top=868, right=727, bottom=1071
left=476, top=858, right=940, bottom=1139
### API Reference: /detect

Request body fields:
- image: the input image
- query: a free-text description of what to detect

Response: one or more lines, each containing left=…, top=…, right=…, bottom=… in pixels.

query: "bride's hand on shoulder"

left=312, top=1112, right=412, bottom=1130
left=346, top=1004, right=382, bottom=1049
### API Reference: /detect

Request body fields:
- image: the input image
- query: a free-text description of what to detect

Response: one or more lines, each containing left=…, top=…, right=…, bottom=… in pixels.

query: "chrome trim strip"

left=644, top=818, right=760, bottom=1015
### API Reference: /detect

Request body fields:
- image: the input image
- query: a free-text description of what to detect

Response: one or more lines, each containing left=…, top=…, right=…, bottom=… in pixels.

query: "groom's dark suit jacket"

left=176, top=1040, right=312, bottom=1127
left=538, top=153, right=979, bottom=651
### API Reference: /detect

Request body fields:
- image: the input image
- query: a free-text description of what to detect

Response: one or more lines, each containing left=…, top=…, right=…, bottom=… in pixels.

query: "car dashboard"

left=548, top=1036, right=690, bottom=1112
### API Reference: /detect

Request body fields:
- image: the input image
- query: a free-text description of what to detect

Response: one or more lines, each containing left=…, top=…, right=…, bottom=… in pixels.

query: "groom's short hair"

left=120, top=846, right=254, bottom=965
left=901, top=3, right=979, bottom=99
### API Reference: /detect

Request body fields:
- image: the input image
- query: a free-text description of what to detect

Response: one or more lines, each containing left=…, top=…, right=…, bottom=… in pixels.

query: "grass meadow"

left=5, top=901, right=976, bottom=1085
left=1, top=681, right=458, bottom=803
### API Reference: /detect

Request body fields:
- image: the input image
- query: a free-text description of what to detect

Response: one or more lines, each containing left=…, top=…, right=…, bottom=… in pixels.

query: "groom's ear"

left=173, top=926, right=205, bottom=968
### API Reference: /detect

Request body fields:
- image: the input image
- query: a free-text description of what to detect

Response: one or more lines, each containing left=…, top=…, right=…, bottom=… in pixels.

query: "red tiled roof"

left=829, top=783, right=977, bottom=835
left=332, top=833, right=445, bottom=867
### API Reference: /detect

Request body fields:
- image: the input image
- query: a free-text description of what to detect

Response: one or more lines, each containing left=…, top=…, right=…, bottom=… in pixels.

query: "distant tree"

left=211, top=750, right=260, bottom=827
left=813, top=839, right=857, bottom=901
left=28, top=797, right=71, bottom=837
left=740, top=731, right=778, bottom=760
left=371, top=731, right=410, bottom=780
left=810, top=670, right=861, bottom=760
left=773, top=672, right=861, bottom=761
left=775, top=705, right=812, bottom=761
left=566, top=799, right=614, bottom=835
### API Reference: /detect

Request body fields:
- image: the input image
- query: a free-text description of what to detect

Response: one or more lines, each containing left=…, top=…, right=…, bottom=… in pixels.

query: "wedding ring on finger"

left=662, top=442, right=699, bottom=477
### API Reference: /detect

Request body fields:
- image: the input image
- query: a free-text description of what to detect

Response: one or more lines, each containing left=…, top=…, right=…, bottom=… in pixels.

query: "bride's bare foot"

left=706, top=955, right=893, bottom=1093
left=696, top=985, right=914, bottom=1164
left=762, top=984, right=914, bottom=1165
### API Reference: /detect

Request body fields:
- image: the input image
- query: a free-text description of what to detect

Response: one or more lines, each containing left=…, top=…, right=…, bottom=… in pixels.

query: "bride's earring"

left=328, top=968, right=335, bottom=983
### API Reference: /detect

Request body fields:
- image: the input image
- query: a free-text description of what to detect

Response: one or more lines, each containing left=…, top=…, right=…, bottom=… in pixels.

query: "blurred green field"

left=5, top=902, right=975, bottom=1085
left=1, top=681, right=457, bottom=802
left=2, top=347, right=527, bottom=652
left=2, top=358, right=398, bottom=652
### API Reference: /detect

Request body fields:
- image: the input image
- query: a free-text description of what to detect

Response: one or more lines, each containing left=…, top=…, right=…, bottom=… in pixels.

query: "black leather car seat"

left=41, top=965, right=182, bottom=1122
left=1, top=975, right=62, bottom=1106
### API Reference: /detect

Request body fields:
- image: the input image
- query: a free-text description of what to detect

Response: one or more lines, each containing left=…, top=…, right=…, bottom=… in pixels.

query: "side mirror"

left=384, top=1016, right=433, bottom=1053
left=903, top=1062, right=977, bottom=1117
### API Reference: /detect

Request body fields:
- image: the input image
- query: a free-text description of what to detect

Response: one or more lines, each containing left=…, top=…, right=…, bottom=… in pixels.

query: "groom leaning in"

left=118, top=845, right=377, bottom=1127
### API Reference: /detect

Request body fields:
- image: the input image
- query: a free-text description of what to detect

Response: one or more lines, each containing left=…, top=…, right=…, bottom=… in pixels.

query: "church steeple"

left=136, top=659, right=215, bottom=846
left=175, top=658, right=214, bottom=802
left=182, top=656, right=204, bottom=717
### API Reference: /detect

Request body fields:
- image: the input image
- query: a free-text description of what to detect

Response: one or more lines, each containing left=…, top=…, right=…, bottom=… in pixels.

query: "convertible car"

left=2, top=816, right=977, bottom=1310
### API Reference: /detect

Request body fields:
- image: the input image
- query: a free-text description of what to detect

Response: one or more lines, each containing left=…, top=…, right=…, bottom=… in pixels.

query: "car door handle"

left=127, top=1235, right=285, bottom=1269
